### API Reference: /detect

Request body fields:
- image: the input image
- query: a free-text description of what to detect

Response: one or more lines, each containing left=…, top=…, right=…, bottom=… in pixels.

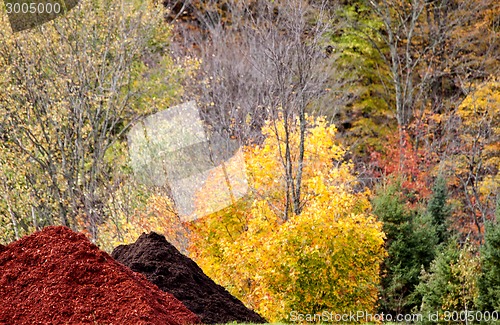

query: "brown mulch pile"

left=112, top=232, right=267, bottom=324
left=0, top=226, right=201, bottom=325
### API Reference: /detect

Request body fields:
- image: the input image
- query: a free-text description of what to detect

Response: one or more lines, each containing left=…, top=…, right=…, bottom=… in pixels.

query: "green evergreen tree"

left=478, top=205, right=500, bottom=312
left=427, top=177, right=452, bottom=245
left=418, top=241, right=460, bottom=317
left=373, top=183, right=437, bottom=314
left=418, top=239, right=480, bottom=324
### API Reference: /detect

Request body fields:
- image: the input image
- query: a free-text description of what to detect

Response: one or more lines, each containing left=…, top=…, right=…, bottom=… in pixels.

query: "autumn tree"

left=365, top=0, right=499, bottom=128
left=331, top=0, right=394, bottom=159
left=189, top=116, right=386, bottom=321
left=358, top=0, right=500, bottom=199
left=446, top=78, right=500, bottom=240
left=0, top=0, right=183, bottom=242
left=365, top=0, right=430, bottom=130
left=171, top=0, right=348, bottom=220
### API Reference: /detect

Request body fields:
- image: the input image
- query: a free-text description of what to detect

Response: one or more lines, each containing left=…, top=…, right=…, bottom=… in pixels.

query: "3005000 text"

left=5, top=2, right=61, bottom=14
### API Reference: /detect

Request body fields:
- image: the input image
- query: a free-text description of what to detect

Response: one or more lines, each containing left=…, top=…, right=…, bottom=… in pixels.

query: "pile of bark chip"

left=0, top=226, right=200, bottom=325
left=112, top=232, right=267, bottom=324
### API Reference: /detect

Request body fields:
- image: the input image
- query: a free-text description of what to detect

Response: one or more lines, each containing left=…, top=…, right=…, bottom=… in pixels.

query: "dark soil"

left=112, top=232, right=267, bottom=324
left=0, top=226, right=201, bottom=325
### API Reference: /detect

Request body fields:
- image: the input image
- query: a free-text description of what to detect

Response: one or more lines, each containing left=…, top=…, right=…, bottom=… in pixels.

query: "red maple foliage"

left=369, top=129, right=437, bottom=207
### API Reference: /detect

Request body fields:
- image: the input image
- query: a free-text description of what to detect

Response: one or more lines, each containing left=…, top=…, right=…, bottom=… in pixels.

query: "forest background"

left=0, top=0, right=499, bottom=322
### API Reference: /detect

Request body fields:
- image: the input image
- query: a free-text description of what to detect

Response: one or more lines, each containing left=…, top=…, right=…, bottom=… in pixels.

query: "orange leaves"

left=370, top=129, right=436, bottom=206
left=98, top=194, right=189, bottom=253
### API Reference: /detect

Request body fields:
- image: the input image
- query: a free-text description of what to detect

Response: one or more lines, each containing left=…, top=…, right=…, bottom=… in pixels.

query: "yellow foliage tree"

left=189, top=116, right=386, bottom=321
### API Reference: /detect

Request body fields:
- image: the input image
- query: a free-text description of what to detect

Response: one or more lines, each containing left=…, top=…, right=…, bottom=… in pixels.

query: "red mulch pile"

left=0, top=226, right=201, bottom=325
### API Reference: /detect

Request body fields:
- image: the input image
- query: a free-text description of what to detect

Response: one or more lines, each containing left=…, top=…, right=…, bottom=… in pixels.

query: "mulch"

left=112, top=232, right=267, bottom=324
left=0, top=226, right=201, bottom=325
